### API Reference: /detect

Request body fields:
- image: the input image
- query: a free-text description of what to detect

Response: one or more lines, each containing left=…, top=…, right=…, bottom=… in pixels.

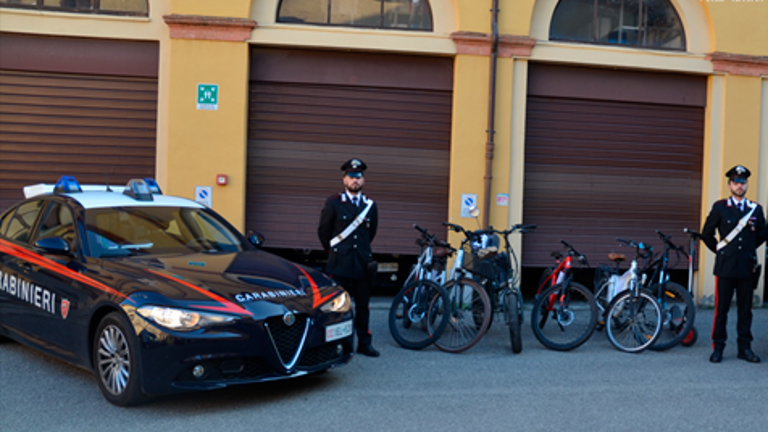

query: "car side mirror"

left=248, top=231, right=265, bottom=248
left=34, top=237, right=71, bottom=255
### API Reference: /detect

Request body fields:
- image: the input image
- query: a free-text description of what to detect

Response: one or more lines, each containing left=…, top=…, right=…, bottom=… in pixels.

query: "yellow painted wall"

left=171, top=0, right=252, bottom=18
left=721, top=76, right=763, bottom=185
left=164, top=39, right=250, bottom=229
left=490, top=56, right=515, bottom=230
left=448, top=54, right=490, bottom=244
left=708, top=2, right=768, bottom=56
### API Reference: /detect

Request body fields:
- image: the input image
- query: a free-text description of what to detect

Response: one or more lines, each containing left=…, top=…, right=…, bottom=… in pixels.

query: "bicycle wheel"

left=530, top=282, right=597, bottom=351
left=649, top=281, right=696, bottom=351
left=432, top=278, right=491, bottom=353
left=505, top=289, right=523, bottom=354
left=606, top=289, right=661, bottom=353
left=388, top=279, right=450, bottom=350
left=681, top=326, right=698, bottom=347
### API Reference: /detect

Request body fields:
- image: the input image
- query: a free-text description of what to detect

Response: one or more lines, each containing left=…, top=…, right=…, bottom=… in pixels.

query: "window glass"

left=278, top=0, right=330, bottom=24
left=35, top=202, right=76, bottom=247
left=277, top=0, right=432, bottom=31
left=383, top=0, right=431, bottom=30
left=330, top=0, right=380, bottom=27
left=0, top=209, right=16, bottom=237
left=100, top=0, right=146, bottom=13
left=84, top=206, right=244, bottom=258
left=0, top=0, right=147, bottom=15
left=5, top=201, right=44, bottom=244
left=550, top=0, right=685, bottom=50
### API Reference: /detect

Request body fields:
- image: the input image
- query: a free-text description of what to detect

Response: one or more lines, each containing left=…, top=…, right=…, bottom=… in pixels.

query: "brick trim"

left=706, top=52, right=768, bottom=77
left=451, top=31, right=535, bottom=57
left=163, top=14, right=257, bottom=42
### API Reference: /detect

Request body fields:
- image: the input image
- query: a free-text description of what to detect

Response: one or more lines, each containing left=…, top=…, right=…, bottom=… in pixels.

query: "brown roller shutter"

left=247, top=48, right=453, bottom=255
left=0, top=34, right=158, bottom=213
left=523, top=64, right=706, bottom=268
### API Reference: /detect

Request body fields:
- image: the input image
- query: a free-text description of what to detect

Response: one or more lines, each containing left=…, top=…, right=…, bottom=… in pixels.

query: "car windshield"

left=84, top=206, right=244, bottom=257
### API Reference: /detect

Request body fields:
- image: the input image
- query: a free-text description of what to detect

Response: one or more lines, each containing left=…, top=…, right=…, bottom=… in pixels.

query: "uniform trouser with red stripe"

left=332, top=275, right=372, bottom=345
left=712, top=276, right=754, bottom=352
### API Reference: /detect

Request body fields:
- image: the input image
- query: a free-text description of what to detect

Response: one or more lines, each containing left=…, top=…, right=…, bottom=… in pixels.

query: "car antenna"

left=105, top=173, right=112, bottom=192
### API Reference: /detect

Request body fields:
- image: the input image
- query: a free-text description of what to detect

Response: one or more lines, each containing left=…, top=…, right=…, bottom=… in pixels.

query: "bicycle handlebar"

left=655, top=230, right=687, bottom=255
left=560, top=239, right=589, bottom=266
left=684, top=227, right=702, bottom=239
left=413, top=224, right=454, bottom=250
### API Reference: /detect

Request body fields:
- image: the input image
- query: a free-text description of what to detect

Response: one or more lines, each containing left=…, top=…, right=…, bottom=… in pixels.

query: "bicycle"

left=433, top=221, right=535, bottom=353
left=388, top=224, right=452, bottom=350
left=604, top=238, right=662, bottom=353
left=645, top=230, right=697, bottom=351
left=530, top=240, right=598, bottom=351
left=594, top=231, right=698, bottom=351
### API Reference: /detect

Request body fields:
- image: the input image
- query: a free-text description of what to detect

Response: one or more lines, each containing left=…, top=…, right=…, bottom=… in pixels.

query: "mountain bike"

left=427, top=221, right=492, bottom=353
left=530, top=240, right=598, bottom=351
left=434, top=221, right=535, bottom=353
left=604, top=238, right=662, bottom=353
left=594, top=230, right=698, bottom=350
left=645, top=230, right=697, bottom=351
left=388, top=224, right=452, bottom=350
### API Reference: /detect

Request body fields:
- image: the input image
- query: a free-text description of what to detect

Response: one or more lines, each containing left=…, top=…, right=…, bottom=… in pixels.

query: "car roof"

left=23, top=184, right=205, bottom=210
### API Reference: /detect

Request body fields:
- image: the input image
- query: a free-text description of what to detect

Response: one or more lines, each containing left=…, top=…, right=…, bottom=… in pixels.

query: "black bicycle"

left=388, top=225, right=452, bottom=350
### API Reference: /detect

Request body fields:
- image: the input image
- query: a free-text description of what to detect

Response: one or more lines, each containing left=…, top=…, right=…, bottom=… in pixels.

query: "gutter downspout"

left=483, top=0, right=500, bottom=229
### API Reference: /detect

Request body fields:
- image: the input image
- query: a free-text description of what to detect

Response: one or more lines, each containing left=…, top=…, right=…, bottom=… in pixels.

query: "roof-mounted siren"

left=53, top=176, right=83, bottom=194
left=143, top=178, right=163, bottom=195
left=123, top=179, right=154, bottom=201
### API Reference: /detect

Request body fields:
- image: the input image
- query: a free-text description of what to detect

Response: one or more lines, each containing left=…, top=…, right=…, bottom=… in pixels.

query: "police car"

left=0, top=176, right=354, bottom=406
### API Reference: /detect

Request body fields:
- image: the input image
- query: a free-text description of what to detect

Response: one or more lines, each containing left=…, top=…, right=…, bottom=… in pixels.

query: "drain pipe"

left=483, top=0, right=500, bottom=229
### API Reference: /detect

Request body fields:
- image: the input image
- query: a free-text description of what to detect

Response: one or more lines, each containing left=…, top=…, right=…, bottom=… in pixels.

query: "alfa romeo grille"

left=265, top=315, right=309, bottom=369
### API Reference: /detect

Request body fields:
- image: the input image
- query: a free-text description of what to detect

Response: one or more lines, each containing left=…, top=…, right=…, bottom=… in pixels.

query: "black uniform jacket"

left=318, top=192, right=378, bottom=279
left=701, top=198, right=767, bottom=279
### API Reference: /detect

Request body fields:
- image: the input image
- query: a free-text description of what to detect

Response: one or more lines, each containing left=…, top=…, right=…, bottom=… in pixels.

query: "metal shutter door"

left=246, top=48, right=453, bottom=255
left=522, top=64, right=706, bottom=267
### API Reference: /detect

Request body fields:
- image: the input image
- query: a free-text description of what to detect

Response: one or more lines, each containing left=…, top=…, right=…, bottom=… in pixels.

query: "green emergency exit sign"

left=197, top=84, right=218, bottom=110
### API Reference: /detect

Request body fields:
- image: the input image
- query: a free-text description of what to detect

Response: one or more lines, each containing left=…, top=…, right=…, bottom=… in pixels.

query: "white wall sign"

left=496, top=193, right=509, bottom=206
left=195, top=186, right=212, bottom=207
left=461, top=194, right=477, bottom=218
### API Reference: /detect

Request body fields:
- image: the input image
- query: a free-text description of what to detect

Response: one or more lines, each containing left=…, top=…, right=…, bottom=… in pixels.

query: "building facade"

left=1, top=0, right=767, bottom=304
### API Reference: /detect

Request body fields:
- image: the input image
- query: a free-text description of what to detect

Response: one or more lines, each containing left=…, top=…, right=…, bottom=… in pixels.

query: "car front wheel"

left=93, top=312, right=146, bottom=406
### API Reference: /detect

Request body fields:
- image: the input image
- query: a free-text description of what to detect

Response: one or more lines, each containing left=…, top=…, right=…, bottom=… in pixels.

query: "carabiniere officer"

left=700, top=165, right=767, bottom=364
left=318, top=158, right=380, bottom=357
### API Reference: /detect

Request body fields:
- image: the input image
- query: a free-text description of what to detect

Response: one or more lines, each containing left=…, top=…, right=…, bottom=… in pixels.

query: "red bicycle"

left=530, top=240, right=598, bottom=351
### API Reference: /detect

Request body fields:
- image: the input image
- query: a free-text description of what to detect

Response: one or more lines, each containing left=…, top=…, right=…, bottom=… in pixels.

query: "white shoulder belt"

left=717, top=201, right=757, bottom=251
left=330, top=198, right=374, bottom=248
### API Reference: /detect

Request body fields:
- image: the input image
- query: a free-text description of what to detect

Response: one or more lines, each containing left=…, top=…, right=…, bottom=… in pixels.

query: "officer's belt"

left=330, top=199, right=374, bottom=248
left=717, top=203, right=756, bottom=251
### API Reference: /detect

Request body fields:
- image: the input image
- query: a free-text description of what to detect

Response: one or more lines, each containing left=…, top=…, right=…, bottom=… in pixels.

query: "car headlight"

left=136, top=306, right=238, bottom=331
left=320, top=291, right=351, bottom=313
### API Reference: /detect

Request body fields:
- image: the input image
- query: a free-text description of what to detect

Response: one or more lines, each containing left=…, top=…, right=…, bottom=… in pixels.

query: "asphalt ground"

left=2, top=301, right=768, bottom=431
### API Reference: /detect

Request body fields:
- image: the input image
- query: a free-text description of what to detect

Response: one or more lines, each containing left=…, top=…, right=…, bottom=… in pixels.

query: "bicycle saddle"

left=608, top=253, right=626, bottom=263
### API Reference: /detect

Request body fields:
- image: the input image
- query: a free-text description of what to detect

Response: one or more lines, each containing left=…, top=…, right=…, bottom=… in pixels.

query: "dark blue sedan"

left=0, top=177, right=354, bottom=406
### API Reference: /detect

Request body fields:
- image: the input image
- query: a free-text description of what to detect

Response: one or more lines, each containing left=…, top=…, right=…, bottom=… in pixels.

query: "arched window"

left=550, top=0, right=685, bottom=50
left=277, top=0, right=433, bottom=31
left=0, top=0, right=148, bottom=16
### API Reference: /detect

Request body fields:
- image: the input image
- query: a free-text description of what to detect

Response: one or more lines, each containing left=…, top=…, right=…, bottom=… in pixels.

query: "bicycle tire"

left=388, top=279, right=450, bottom=350
left=432, top=278, right=491, bottom=353
left=606, top=289, right=661, bottom=353
left=681, top=326, right=698, bottom=347
left=530, top=282, right=597, bottom=351
left=649, top=281, right=696, bottom=351
left=506, top=290, right=523, bottom=354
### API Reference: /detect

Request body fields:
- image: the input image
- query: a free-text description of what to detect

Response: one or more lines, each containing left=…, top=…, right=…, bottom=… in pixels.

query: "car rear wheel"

left=93, top=312, right=147, bottom=406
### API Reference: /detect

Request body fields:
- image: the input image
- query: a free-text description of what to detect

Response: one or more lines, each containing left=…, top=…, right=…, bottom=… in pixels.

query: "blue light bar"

left=143, top=178, right=163, bottom=195
left=53, top=176, right=82, bottom=194
left=123, top=179, right=154, bottom=201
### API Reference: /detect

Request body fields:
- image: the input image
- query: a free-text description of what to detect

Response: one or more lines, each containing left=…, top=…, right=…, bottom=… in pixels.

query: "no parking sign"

left=195, top=186, right=212, bottom=207
left=461, top=194, right=477, bottom=218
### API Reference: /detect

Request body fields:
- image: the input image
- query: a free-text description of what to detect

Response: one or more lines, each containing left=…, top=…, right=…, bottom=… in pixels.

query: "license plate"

left=377, top=262, right=398, bottom=273
left=326, top=320, right=353, bottom=342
